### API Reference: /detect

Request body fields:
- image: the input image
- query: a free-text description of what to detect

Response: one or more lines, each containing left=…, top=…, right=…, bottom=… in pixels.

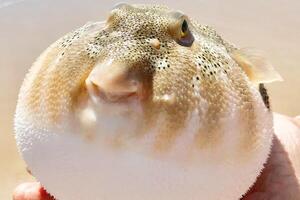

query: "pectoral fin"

left=231, top=48, right=283, bottom=84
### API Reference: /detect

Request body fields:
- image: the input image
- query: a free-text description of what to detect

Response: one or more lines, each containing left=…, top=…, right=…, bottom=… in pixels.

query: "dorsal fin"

left=231, top=48, right=283, bottom=84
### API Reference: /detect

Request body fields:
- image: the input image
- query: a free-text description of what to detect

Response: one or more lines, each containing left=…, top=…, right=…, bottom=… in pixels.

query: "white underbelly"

left=14, top=114, right=273, bottom=200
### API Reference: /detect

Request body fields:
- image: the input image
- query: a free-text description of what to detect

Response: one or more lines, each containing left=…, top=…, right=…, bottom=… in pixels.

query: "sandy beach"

left=0, top=0, right=299, bottom=199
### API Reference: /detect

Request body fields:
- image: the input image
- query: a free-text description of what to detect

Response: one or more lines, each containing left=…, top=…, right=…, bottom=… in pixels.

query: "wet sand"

left=0, top=0, right=299, bottom=199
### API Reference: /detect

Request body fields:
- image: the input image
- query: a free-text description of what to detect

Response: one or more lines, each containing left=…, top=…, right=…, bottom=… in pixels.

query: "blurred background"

left=0, top=0, right=299, bottom=198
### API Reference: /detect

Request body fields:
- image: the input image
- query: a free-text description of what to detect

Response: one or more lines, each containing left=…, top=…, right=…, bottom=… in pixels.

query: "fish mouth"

left=85, top=75, right=143, bottom=105
left=91, top=81, right=138, bottom=103
left=85, top=59, right=148, bottom=105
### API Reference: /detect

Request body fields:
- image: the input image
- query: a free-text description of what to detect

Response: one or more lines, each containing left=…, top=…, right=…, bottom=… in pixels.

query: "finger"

left=13, top=182, right=54, bottom=200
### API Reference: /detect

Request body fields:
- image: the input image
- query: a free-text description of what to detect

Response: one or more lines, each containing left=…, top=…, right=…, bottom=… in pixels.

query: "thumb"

left=13, top=182, right=54, bottom=200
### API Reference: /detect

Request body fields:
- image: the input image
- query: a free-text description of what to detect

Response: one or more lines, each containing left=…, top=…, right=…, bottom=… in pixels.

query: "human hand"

left=243, top=113, right=300, bottom=199
left=13, top=113, right=300, bottom=200
left=13, top=182, right=54, bottom=200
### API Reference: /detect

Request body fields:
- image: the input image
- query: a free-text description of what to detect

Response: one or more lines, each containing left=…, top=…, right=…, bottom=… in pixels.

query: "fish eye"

left=181, top=20, right=188, bottom=37
left=177, top=19, right=194, bottom=47
left=168, top=12, right=194, bottom=47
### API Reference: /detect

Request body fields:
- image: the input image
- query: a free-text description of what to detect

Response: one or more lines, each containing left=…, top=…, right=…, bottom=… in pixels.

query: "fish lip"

left=99, top=90, right=138, bottom=103
left=89, top=81, right=140, bottom=104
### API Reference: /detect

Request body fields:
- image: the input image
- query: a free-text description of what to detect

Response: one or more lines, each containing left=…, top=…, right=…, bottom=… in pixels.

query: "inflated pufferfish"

left=14, top=3, right=283, bottom=200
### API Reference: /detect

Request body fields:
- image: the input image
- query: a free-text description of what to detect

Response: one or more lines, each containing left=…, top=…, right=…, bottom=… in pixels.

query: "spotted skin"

left=23, top=5, right=264, bottom=145
left=15, top=4, right=276, bottom=200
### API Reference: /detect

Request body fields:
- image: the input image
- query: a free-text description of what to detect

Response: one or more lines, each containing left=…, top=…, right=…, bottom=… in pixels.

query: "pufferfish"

left=14, top=3, right=283, bottom=200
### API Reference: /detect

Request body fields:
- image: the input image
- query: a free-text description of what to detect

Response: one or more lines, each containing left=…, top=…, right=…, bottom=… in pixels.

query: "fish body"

left=15, top=4, right=282, bottom=200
